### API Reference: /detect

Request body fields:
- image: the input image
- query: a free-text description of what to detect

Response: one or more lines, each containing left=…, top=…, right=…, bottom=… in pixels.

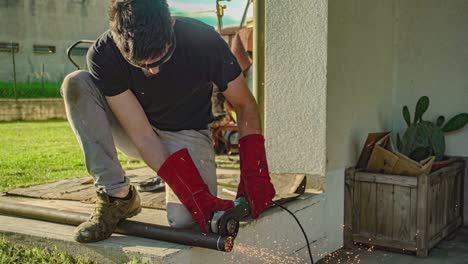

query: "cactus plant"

left=397, top=96, right=468, bottom=161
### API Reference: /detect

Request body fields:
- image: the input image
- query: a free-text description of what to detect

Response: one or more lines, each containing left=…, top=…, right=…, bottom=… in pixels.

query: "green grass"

left=0, top=81, right=62, bottom=98
left=0, top=238, right=93, bottom=264
left=0, top=237, right=148, bottom=264
left=215, top=155, right=240, bottom=169
left=0, top=120, right=145, bottom=192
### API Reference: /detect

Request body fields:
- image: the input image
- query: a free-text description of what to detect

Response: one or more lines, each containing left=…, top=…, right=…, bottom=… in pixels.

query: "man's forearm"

left=221, top=74, right=262, bottom=137
left=235, top=104, right=262, bottom=138
left=132, top=134, right=169, bottom=172
left=105, top=91, right=170, bottom=172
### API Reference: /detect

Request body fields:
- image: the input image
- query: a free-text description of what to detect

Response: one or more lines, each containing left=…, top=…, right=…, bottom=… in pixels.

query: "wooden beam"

left=355, top=172, right=417, bottom=188
left=416, top=173, right=429, bottom=257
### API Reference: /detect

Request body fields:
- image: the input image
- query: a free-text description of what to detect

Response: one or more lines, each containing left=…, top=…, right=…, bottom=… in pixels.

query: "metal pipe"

left=66, top=40, right=94, bottom=70
left=11, top=41, right=17, bottom=100
left=239, top=0, right=252, bottom=27
left=0, top=202, right=234, bottom=252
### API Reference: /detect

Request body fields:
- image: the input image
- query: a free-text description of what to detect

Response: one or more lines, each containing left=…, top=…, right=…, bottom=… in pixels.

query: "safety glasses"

left=125, top=32, right=176, bottom=70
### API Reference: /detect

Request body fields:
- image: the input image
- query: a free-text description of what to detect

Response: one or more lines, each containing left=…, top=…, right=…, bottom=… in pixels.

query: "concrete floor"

left=318, top=226, right=468, bottom=264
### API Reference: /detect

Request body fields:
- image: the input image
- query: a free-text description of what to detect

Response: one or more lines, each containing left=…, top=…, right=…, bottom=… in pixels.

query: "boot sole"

left=126, top=206, right=142, bottom=218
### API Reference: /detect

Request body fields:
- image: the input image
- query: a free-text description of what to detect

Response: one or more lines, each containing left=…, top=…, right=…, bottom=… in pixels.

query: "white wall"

left=393, top=1, right=468, bottom=225
left=264, top=0, right=328, bottom=178
left=326, top=2, right=396, bottom=255
left=392, top=0, right=468, bottom=157
left=327, top=0, right=396, bottom=172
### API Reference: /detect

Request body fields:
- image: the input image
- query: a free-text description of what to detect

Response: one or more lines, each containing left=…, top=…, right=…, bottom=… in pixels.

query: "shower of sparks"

left=231, top=242, right=307, bottom=264
left=320, top=242, right=395, bottom=264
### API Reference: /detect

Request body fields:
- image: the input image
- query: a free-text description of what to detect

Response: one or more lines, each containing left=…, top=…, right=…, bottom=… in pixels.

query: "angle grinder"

left=210, top=196, right=250, bottom=237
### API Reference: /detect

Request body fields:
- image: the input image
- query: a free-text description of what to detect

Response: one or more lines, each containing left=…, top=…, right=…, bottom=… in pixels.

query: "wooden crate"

left=344, top=159, right=465, bottom=257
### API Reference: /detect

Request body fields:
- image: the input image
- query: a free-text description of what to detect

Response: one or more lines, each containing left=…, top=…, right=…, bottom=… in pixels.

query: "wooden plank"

left=428, top=217, right=463, bottom=249
left=429, top=160, right=464, bottom=178
left=460, top=161, right=465, bottom=225
left=352, top=234, right=417, bottom=252
left=376, top=184, right=393, bottom=238
left=416, top=248, right=428, bottom=258
left=437, top=175, right=447, bottom=231
left=359, top=182, right=377, bottom=236
left=344, top=168, right=355, bottom=248
left=428, top=183, right=438, bottom=238
left=416, top=173, right=429, bottom=257
left=410, top=187, right=418, bottom=242
left=429, top=176, right=441, bottom=186
left=429, top=162, right=463, bottom=184
left=454, top=171, right=462, bottom=218
left=355, top=172, right=417, bottom=187
left=447, top=172, right=456, bottom=222
left=434, top=180, right=441, bottom=232
left=352, top=180, right=361, bottom=234
left=392, top=186, right=411, bottom=241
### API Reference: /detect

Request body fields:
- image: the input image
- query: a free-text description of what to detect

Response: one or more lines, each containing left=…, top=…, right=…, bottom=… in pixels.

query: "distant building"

left=0, top=0, right=109, bottom=83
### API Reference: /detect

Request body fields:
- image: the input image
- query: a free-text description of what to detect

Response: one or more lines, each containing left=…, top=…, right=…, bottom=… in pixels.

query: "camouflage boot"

left=74, top=185, right=141, bottom=243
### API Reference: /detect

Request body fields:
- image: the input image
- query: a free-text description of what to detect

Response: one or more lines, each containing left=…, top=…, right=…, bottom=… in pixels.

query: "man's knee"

left=61, top=70, right=92, bottom=104
left=166, top=203, right=196, bottom=229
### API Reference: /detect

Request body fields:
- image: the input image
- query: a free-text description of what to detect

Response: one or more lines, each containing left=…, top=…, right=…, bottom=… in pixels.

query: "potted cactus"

left=397, top=96, right=468, bottom=170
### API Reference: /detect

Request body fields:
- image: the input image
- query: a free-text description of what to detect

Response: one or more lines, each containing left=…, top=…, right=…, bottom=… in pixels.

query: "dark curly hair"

left=108, top=0, right=172, bottom=63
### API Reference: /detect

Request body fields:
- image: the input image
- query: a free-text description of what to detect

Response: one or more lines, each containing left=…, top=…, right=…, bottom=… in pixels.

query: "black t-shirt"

left=87, top=17, right=242, bottom=131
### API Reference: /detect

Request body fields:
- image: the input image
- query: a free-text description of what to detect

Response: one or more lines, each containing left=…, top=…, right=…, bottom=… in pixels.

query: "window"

left=0, top=42, right=19, bottom=53
left=33, top=45, right=56, bottom=54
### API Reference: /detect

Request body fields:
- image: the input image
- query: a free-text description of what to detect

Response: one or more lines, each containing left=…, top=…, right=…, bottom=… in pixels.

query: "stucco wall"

left=0, top=0, right=108, bottom=83
left=264, top=0, right=344, bottom=260
left=327, top=0, right=396, bottom=171
left=392, top=0, right=468, bottom=157
left=264, top=0, right=328, bottom=177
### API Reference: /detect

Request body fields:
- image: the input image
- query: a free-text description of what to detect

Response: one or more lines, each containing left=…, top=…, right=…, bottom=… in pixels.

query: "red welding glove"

left=236, top=134, right=276, bottom=219
left=157, top=148, right=234, bottom=233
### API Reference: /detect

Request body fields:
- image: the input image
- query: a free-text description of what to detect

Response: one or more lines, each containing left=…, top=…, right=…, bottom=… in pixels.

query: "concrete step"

left=0, top=190, right=329, bottom=264
left=0, top=195, right=191, bottom=263
left=0, top=214, right=190, bottom=264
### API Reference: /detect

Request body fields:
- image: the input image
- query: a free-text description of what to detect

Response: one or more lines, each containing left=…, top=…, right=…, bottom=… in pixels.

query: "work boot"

left=74, top=185, right=141, bottom=243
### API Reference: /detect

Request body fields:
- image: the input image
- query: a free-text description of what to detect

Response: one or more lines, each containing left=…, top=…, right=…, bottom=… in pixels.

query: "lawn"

left=0, top=120, right=238, bottom=262
left=0, top=120, right=239, bottom=192
left=0, top=82, right=62, bottom=98
left=0, top=120, right=145, bottom=192
left=0, top=237, right=147, bottom=264
left=0, top=237, right=93, bottom=264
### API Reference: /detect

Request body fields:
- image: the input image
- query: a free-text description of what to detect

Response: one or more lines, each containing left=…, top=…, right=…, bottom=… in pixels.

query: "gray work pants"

left=61, top=70, right=218, bottom=229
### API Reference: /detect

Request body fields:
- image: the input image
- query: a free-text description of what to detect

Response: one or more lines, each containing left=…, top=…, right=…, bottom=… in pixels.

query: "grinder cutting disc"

left=211, top=197, right=250, bottom=237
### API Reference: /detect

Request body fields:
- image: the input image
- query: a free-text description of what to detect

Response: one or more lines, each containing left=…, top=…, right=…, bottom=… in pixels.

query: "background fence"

left=0, top=43, right=90, bottom=99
